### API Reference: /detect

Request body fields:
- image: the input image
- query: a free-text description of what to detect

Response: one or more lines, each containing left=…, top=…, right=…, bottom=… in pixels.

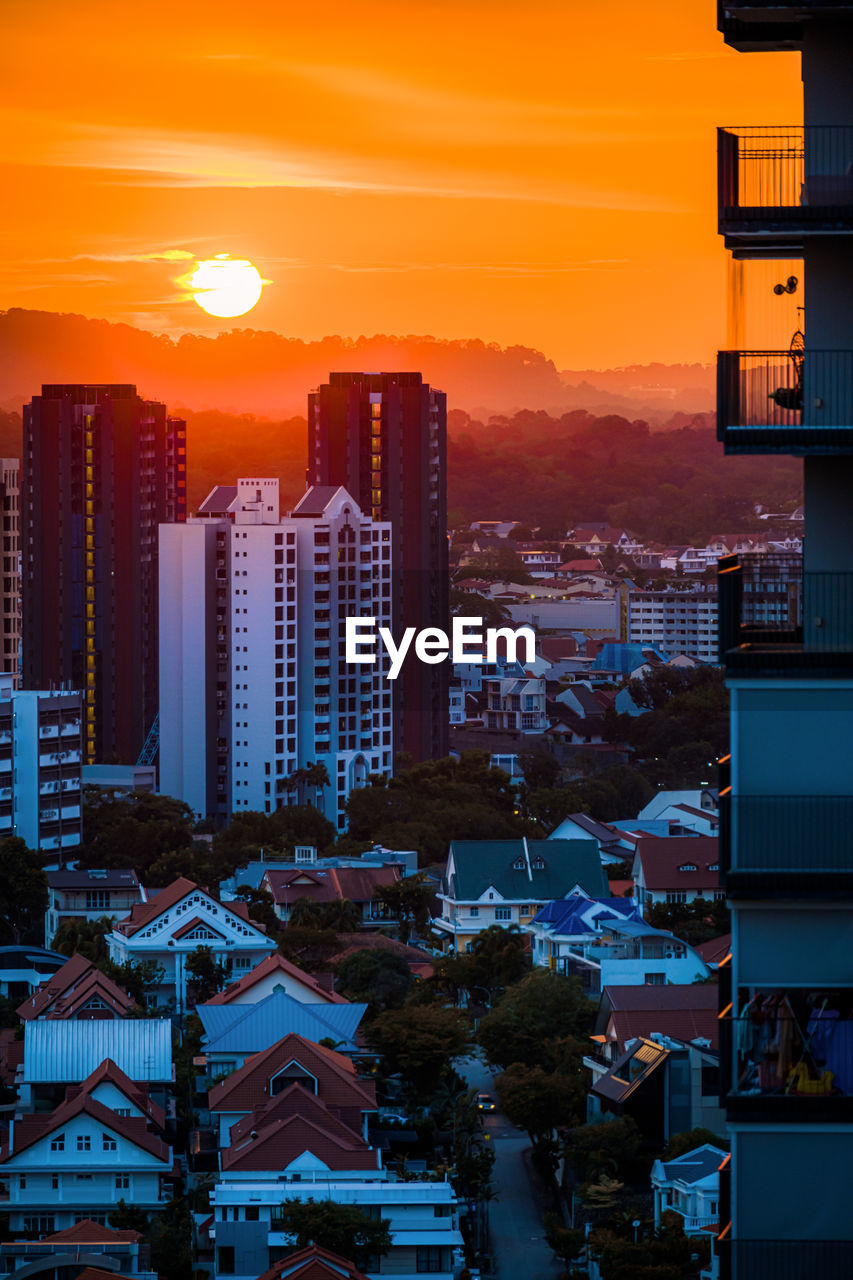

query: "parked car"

left=476, top=1093, right=496, bottom=1113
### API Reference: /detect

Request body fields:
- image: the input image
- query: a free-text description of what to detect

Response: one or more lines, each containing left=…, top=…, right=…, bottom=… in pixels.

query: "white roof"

left=637, top=790, right=705, bottom=821
left=23, top=1018, right=173, bottom=1083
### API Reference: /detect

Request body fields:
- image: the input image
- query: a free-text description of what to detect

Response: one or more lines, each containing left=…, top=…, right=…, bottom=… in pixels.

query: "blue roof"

left=24, top=1019, right=173, bottom=1083
left=198, top=988, right=367, bottom=1054
left=531, top=895, right=643, bottom=935
left=608, top=819, right=675, bottom=836
left=591, top=642, right=669, bottom=673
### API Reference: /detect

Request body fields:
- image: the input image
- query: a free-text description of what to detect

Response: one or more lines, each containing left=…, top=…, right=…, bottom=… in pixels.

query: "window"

left=50, top=1135, right=65, bottom=1151
left=19, top=1175, right=26, bottom=1189
left=23, top=1217, right=54, bottom=1235
left=701, top=1065, right=720, bottom=1096
left=86, top=890, right=109, bottom=910
left=217, top=1247, right=235, bottom=1275
left=245, top=1206, right=260, bottom=1221
left=495, top=907, right=511, bottom=921
left=115, top=1108, right=131, bottom=1117
left=77, top=1135, right=91, bottom=1151
left=666, top=891, right=687, bottom=904
left=417, top=1245, right=444, bottom=1273
left=468, top=906, right=479, bottom=917
left=102, top=1133, right=117, bottom=1151
left=116, top=1174, right=130, bottom=1190
left=52, top=1174, right=59, bottom=1189
left=644, top=973, right=665, bottom=985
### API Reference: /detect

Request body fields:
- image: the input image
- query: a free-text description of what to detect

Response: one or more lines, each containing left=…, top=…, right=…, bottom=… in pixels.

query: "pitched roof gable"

left=207, top=1033, right=377, bottom=1114
left=600, top=983, right=720, bottom=1051
left=632, top=836, right=720, bottom=890
left=16, top=954, right=134, bottom=1021
left=446, top=839, right=608, bottom=902
left=198, top=989, right=366, bottom=1054
left=0, top=1092, right=171, bottom=1164
left=222, top=1113, right=380, bottom=1172
left=255, top=1244, right=371, bottom=1280
left=226, top=1081, right=366, bottom=1149
left=114, top=878, right=270, bottom=941
left=41, top=1219, right=142, bottom=1244
left=205, top=952, right=348, bottom=1006
left=65, top=1056, right=166, bottom=1131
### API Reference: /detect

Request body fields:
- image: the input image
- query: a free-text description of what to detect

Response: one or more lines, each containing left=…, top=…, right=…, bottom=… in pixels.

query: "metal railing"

left=718, top=556, right=853, bottom=655
left=727, top=795, right=853, bottom=872
left=719, top=1238, right=853, bottom=1280
left=719, top=126, right=853, bottom=222
left=717, top=349, right=853, bottom=444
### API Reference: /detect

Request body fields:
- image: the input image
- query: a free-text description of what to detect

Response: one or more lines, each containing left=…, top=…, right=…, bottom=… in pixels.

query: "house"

left=0, top=1219, right=157, bottom=1280
left=17, top=955, right=135, bottom=1022
left=650, top=1144, right=727, bottom=1235
left=260, top=865, right=403, bottom=926
left=18, top=1020, right=174, bottom=1114
left=0, top=1065, right=174, bottom=1235
left=204, top=953, right=348, bottom=1008
left=433, top=838, right=608, bottom=953
left=637, top=791, right=719, bottom=823
left=106, top=878, right=276, bottom=1012
left=587, top=1034, right=725, bottom=1143
left=211, top=1177, right=461, bottom=1280
left=567, top=527, right=643, bottom=557
left=252, top=1245, right=371, bottom=1280
left=196, top=988, right=368, bottom=1076
left=526, top=895, right=710, bottom=993
left=44, top=869, right=145, bottom=949
left=546, top=814, right=627, bottom=864
left=206, top=1032, right=377, bottom=1147
left=592, top=983, right=721, bottom=1058
left=329, top=933, right=436, bottom=982
left=0, top=948, right=67, bottom=1003
left=631, top=836, right=722, bottom=911
left=481, top=677, right=548, bottom=733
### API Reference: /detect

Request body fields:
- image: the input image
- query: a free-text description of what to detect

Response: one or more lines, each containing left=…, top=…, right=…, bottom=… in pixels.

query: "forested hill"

left=0, top=404, right=801, bottom=542
left=447, top=408, right=801, bottom=544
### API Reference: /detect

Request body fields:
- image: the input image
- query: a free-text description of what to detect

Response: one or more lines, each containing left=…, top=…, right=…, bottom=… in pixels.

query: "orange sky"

left=0, top=0, right=801, bottom=369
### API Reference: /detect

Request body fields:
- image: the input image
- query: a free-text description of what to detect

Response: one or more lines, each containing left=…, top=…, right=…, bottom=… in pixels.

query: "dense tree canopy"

left=477, top=971, right=594, bottom=1071
left=0, top=838, right=47, bottom=945
left=335, top=949, right=413, bottom=1012
left=364, top=1005, right=474, bottom=1094
left=272, top=1199, right=392, bottom=1269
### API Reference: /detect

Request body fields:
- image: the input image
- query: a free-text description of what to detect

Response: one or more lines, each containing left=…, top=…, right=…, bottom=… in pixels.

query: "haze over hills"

left=0, top=308, right=714, bottom=422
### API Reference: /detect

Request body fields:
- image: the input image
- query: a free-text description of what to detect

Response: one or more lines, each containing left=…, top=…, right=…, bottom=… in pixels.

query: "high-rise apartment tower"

left=308, top=371, right=449, bottom=762
left=0, top=460, right=20, bottom=682
left=22, top=384, right=186, bottom=764
left=715, top=5, right=853, bottom=1276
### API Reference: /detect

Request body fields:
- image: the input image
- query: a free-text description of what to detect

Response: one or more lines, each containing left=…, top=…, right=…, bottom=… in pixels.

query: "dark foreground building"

left=22, top=384, right=186, bottom=763
left=308, top=371, right=449, bottom=762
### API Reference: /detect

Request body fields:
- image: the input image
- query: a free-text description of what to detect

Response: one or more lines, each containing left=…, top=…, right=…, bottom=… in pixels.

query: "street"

left=457, top=1055, right=563, bottom=1280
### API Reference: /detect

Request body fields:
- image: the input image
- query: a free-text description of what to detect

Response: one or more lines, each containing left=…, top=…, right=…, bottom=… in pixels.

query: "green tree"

left=148, top=1196, right=193, bottom=1280
left=52, top=915, right=113, bottom=961
left=496, top=1062, right=586, bottom=1142
left=80, top=790, right=195, bottom=875
left=288, top=897, right=363, bottom=932
left=185, top=946, right=230, bottom=1006
left=98, top=958, right=165, bottom=1010
left=335, top=949, right=413, bottom=1012
left=435, top=924, right=530, bottom=1001
left=661, top=1128, right=728, bottom=1161
left=278, top=925, right=340, bottom=972
left=374, top=872, right=435, bottom=944
left=271, top=1199, right=392, bottom=1270
left=365, top=1005, right=474, bottom=1095
left=108, top=1199, right=151, bottom=1234
left=564, top=1117, right=641, bottom=1185
left=518, top=745, right=561, bottom=792
left=233, top=883, right=280, bottom=936
left=0, top=838, right=47, bottom=945
left=477, top=971, right=594, bottom=1071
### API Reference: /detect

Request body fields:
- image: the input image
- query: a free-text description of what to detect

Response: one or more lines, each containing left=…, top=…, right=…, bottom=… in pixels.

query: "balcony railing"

left=725, top=795, right=853, bottom=873
left=718, top=1238, right=853, bottom=1280
left=718, top=126, right=853, bottom=231
left=717, top=350, right=853, bottom=451
left=718, top=555, right=853, bottom=657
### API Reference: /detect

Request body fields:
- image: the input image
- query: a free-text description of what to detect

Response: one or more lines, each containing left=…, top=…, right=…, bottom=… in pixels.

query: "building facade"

left=22, top=384, right=186, bottom=764
left=0, top=677, right=83, bottom=855
left=715, top=5, right=853, bottom=1275
left=0, top=459, right=20, bottom=682
left=308, top=371, right=449, bottom=763
left=159, top=480, right=393, bottom=829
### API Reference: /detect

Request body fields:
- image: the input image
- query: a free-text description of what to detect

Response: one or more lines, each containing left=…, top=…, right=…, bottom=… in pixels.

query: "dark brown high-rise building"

left=308, top=371, right=448, bottom=762
left=22, top=384, right=186, bottom=764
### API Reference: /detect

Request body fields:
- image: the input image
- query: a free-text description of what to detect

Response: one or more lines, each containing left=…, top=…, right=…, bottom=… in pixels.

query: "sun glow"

left=189, top=254, right=265, bottom=317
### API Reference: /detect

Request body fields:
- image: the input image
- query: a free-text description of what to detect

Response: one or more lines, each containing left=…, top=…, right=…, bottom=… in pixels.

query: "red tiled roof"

left=0, top=1093, right=171, bottom=1164
left=255, top=1244, right=371, bottom=1280
left=64, top=1057, right=166, bottom=1131
left=205, top=952, right=349, bottom=1006
left=330, top=932, right=435, bottom=976
left=114, top=876, right=199, bottom=935
left=632, top=836, right=720, bottom=890
left=0, top=1028, right=22, bottom=1086
left=207, top=1033, right=377, bottom=1115
left=226, top=1081, right=365, bottom=1149
left=41, top=1220, right=142, bottom=1244
left=602, top=984, right=720, bottom=1052
left=263, top=865, right=401, bottom=907
left=16, top=954, right=134, bottom=1021
left=696, top=934, right=732, bottom=967
left=76, top=1270, right=135, bottom=1280
left=558, top=559, right=605, bottom=572
left=222, top=1112, right=380, bottom=1173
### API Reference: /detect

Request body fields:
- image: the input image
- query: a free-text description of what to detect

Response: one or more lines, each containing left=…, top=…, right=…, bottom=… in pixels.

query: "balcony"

left=717, top=349, right=853, bottom=453
left=719, top=3, right=853, bottom=54
left=721, top=793, right=853, bottom=887
left=717, top=554, right=853, bottom=667
left=719, top=127, right=853, bottom=251
left=718, top=1238, right=853, bottom=1279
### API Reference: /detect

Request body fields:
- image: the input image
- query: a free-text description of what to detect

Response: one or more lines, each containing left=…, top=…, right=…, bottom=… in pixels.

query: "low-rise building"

left=17, top=955, right=135, bottom=1022
left=631, top=836, right=722, bottom=911
left=252, top=1245, right=371, bottom=1280
left=197, top=989, right=367, bottom=1077
left=44, top=870, right=145, bottom=950
left=260, top=865, right=402, bottom=927
left=204, top=953, right=347, bottom=1008
left=650, top=1144, right=726, bottom=1235
left=0, top=1218, right=157, bottom=1280
left=0, top=677, right=83, bottom=854
left=106, top=878, right=276, bottom=1012
left=18, top=1020, right=174, bottom=1114
left=526, top=895, right=710, bottom=992
left=433, top=838, right=608, bottom=953
left=0, top=948, right=66, bottom=1003
left=481, top=677, right=548, bottom=734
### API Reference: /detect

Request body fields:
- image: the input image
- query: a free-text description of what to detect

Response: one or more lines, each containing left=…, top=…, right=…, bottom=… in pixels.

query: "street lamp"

left=632, top=1219, right=641, bottom=1244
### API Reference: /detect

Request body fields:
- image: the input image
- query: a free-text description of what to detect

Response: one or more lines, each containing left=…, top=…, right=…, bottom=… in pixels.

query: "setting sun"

left=189, top=254, right=265, bottom=318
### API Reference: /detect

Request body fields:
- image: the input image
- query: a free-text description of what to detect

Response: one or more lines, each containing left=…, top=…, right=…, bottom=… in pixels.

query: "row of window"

left=50, top=1131, right=117, bottom=1152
